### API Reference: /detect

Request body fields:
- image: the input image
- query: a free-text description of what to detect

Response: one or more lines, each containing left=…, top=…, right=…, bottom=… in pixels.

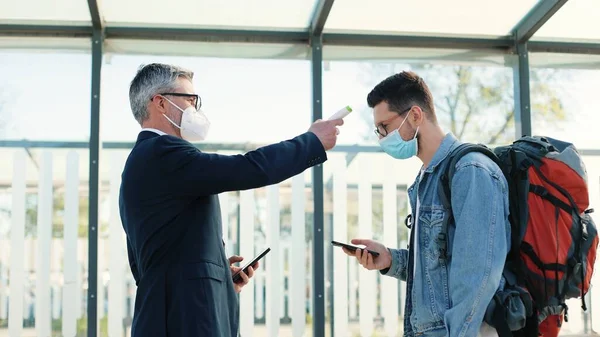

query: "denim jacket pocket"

left=416, top=206, right=451, bottom=325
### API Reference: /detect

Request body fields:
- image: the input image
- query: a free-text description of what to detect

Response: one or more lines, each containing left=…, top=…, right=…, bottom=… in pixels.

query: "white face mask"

left=162, top=97, right=211, bottom=142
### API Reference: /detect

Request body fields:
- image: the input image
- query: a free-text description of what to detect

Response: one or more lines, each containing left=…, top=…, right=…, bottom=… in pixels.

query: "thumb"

left=330, top=118, right=344, bottom=126
left=229, top=255, right=244, bottom=264
left=350, top=238, right=370, bottom=246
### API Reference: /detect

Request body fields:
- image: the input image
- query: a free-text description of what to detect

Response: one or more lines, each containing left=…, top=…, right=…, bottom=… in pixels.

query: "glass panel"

left=323, top=45, right=513, bottom=63
left=0, top=43, right=91, bottom=141
left=324, top=151, right=413, bottom=337
left=323, top=50, right=522, bottom=336
left=325, top=0, right=539, bottom=36
left=0, top=0, right=90, bottom=24
left=531, top=53, right=600, bottom=149
left=526, top=52, right=600, bottom=335
left=0, top=37, right=91, bottom=52
left=528, top=52, right=600, bottom=69
left=103, top=0, right=318, bottom=30
left=100, top=51, right=311, bottom=143
left=534, top=0, right=600, bottom=42
left=323, top=47, right=516, bottom=147
left=0, top=48, right=91, bottom=336
left=100, top=51, right=316, bottom=336
left=105, top=39, right=310, bottom=60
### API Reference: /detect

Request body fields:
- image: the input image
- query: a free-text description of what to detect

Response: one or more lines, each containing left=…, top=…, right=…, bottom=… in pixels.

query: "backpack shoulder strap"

left=437, top=143, right=502, bottom=260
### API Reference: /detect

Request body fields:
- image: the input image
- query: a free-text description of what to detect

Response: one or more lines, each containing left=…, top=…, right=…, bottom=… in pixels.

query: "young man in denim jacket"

left=344, top=71, right=511, bottom=337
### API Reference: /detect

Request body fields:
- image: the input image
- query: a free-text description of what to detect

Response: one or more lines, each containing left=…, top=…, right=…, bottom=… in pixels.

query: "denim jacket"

left=383, top=133, right=511, bottom=337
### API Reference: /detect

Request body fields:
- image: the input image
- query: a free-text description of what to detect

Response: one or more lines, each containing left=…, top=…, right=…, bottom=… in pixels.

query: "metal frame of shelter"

left=2, top=0, right=600, bottom=336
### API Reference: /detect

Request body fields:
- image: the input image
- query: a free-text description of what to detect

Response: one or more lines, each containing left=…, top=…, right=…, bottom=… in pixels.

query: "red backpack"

left=437, top=136, right=598, bottom=336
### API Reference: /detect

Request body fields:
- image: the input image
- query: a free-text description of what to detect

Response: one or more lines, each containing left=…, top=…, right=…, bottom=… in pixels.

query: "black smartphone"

left=232, top=247, right=271, bottom=283
left=331, top=240, right=380, bottom=257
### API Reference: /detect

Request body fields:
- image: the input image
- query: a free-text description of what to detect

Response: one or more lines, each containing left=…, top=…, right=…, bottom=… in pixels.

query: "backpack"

left=437, top=136, right=599, bottom=337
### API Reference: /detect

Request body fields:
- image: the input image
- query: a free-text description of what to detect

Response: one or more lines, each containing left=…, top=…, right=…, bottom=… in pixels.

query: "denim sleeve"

left=443, top=162, right=509, bottom=337
left=380, top=248, right=409, bottom=281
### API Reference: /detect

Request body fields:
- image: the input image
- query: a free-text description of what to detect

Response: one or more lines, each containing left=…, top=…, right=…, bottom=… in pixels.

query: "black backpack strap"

left=491, top=294, right=513, bottom=337
left=438, top=143, right=503, bottom=261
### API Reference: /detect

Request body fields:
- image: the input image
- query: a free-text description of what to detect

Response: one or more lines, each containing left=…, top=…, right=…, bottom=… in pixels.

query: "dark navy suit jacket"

left=119, top=130, right=326, bottom=337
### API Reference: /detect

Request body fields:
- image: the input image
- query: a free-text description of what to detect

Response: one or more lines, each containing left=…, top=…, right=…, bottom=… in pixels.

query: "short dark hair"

left=367, top=71, right=436, bottom=122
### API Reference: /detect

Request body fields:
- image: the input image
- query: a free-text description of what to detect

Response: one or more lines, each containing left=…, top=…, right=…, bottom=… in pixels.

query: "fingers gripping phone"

left=232, top=247, right=271, bottom=283
left=331, top=240, right=380, bottom=257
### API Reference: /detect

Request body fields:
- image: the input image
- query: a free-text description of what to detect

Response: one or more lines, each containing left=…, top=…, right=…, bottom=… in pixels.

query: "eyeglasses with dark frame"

left=374, top=107, right=412, bottom=137
left=158, top=93, right=202, bottom=111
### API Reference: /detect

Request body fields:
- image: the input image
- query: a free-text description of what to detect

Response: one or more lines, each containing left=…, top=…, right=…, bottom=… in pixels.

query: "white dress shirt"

left=141, top=128, right=167, bottom=136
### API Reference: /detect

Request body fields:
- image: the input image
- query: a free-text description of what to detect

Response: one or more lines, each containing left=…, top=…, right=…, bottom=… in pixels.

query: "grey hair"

left=129, top=63, right=194, bottom=125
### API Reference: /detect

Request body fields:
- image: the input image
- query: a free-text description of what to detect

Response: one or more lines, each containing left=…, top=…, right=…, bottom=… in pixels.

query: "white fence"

left=0, top=149, right=599, bottom=337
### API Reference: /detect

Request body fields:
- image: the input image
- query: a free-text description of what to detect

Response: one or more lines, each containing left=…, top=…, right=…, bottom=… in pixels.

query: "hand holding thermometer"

left=328, top=106, right=353, bottom=120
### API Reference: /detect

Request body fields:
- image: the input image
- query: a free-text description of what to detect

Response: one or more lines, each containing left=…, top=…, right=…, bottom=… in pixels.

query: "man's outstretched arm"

left=155, top=120, right=342, bottom=197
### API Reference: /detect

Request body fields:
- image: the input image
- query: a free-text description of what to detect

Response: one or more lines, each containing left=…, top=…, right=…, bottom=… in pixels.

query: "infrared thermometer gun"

left=328, top=106, right=353, bottom=120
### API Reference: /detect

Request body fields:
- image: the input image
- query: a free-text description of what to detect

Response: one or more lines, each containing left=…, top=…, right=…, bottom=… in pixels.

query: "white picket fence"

left=0, top=149, right=599, bottom=337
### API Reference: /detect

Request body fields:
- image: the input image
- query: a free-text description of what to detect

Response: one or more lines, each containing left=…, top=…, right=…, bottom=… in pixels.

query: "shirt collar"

left=141, top=128, right=167, bottom=136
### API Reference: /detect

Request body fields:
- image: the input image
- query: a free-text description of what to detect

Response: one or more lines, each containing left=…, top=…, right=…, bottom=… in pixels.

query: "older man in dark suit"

left=119, top=63, right=343, bottom=337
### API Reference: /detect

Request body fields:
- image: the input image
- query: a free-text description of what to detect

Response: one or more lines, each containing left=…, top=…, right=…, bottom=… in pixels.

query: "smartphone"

left=331, top=240, right=380, bottom=257
left=232, top=247, right=271, bottom=283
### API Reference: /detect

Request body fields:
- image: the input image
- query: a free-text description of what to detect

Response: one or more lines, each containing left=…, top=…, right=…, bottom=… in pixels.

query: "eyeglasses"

left=159, top=93, right=202, bottom=111
left=374, top=107, right=412, bottom=137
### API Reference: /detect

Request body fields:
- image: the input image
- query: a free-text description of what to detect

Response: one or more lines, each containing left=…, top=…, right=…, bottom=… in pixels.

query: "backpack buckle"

left=404, top=214, right=412, bottom=229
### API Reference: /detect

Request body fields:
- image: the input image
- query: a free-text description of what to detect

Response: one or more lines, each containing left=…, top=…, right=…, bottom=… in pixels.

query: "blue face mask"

left=378, top=113, right=419, bottom=160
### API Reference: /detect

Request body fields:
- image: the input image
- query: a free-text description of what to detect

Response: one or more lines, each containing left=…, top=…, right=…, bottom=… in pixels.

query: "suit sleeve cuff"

left=304, top=131, right=327, bottom=167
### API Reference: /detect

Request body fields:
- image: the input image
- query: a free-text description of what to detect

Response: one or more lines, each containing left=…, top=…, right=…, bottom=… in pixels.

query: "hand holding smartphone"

left=232, top=248, right=271, bottom=283
left=331, top=240, right=380, bottom=257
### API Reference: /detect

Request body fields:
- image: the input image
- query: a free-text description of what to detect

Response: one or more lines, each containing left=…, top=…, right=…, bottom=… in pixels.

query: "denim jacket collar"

left=422, top=133, right=460, bottom=174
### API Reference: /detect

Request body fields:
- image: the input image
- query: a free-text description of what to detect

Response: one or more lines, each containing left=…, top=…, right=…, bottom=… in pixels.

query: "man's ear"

left=411, top=106, right=425, bottom=126
left=151, top=95, right=167, bottom=113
